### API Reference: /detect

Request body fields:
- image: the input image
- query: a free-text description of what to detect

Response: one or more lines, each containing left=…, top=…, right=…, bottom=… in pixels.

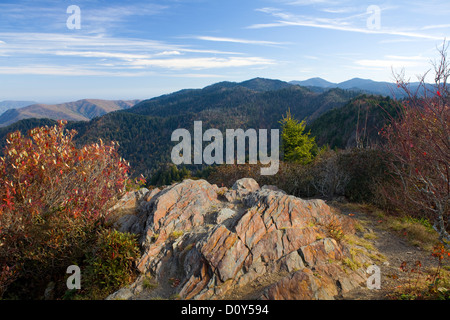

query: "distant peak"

left=290, top=77, right=336, bottom=88
left=203, top=77, right=292, bottom=92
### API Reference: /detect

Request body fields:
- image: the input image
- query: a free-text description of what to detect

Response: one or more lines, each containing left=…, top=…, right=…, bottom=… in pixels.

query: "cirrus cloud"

left=0, top=32, right=274, bottom=75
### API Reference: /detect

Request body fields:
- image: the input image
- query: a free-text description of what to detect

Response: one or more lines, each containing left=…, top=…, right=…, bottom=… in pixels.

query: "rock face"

left=108, top=178, right=374, bottom=300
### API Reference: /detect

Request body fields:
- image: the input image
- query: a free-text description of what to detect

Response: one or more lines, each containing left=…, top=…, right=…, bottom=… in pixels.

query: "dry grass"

left=332, top=202, right=450, bottom=300
left=343, top=233, right=386, bottom=263
left=389, top=262, right=450, bottom=300
left=336, top=202, right=440, bottom=253
left=363, top=231, right=378, bottom=240
left=387, top=217, right=439, bottom=252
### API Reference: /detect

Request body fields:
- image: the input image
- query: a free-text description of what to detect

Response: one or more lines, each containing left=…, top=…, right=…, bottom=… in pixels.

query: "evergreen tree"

left=279, top=110, right=316, bottom=164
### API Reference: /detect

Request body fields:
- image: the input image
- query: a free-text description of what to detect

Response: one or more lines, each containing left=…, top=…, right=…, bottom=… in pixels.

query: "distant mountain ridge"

left=291, top=77, right=336, bottom=88
left=0, top=78, right=361, bottom=176
left=125, top=77, right=355, bottom=121
left=204, top=77, right=293, bottom=92
left=0, top=77, right=408, bottom=177
left=1, top=77, right=422, bottom=128
left=0, top=99, right=140, bottom=127
left=290, top=77, right=430, bottom=97
left=0, top=100, right=36, bottom=115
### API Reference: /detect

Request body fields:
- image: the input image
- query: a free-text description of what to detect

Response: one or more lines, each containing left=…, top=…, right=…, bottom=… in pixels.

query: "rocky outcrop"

left=107, top=178, right=375, bottom=300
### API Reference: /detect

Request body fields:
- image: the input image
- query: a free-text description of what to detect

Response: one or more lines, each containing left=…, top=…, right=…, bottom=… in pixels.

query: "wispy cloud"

left=355, top=55, right=429, bottom=69
left=193, top=36, right=289, bottom=46
left=155, top=51, right=182, bottom=56
left=286, top=0, right=338, bottom=5
left=0, top=64, right=235, bottom=78
left=166, top=73, right=226, bottom=78
left=54, top=51, right=152, bottom=60
left=81, top=3, right=168, bottom=31
left=127, top=57, right=275, bottom=70
left=0, top=31, right=274, bottom=75
left=421, top=24, right=450, bottom=30
left=0, top=65, right=139, bottom=76
left=320, top=7, right=356, bottom=14
left=0, top=56, right=274, bottom=75
left=249, top=7, right=445, bottom=41
left=0, top=2, right=169, bottom=33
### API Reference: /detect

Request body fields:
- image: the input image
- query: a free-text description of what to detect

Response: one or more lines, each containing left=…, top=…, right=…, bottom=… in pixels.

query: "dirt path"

left=330, top=202, right=441, bottom=300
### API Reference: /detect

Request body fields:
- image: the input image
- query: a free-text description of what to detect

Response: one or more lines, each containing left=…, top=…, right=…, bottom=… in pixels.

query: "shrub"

left=80, top=228, right=140, bottom=299
left=390, top=245, right=450, bottom=300
left=207, top=147, right=389, bottom=204
left=380, top=43, right=450, bottom=247
left=309, top=149, right=350, bottom=199
left=206, top=161, right=313, bottom=197
left=338, top=148, right=390, bottom=203
left=0, top=121, right=130, bottom=298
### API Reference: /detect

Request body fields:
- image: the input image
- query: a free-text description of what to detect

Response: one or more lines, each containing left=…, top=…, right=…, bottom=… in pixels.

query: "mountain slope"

left=67, top=80, right=358, bottom=175
left=0, top=99, right=140, bottom=127
left=127, top=78, right=355, bottom=121
left=290, top=77, right=422, bottom=97
left=0, top=100, right=36, bottom=115
left=0, top=78, right=361, bottom=176
left=290, top=77, right=335, bottom=88
left=308, top=94, right=401, bottom=149
left=337, top=78, right=398, bottom=97
left=204, top=77, right=294, bottom=92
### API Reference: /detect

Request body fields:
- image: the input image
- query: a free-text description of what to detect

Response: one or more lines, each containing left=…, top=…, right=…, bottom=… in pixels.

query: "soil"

left=330, top=202, right=442, bottom=300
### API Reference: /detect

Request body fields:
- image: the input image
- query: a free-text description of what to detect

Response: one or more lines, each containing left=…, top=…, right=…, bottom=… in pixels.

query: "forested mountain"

left=204, top=77, right=294, bottom=92
left=0, top=99, right=140, bottom=127
left=290, top=77, right=432, bottom=98
left=71, top=79, right=358, bottom=175
left=0, top=78, right=394, bottom=178
left=308, top=95, right=401, bottom=149
left=127, top=78, right=356, bottom=122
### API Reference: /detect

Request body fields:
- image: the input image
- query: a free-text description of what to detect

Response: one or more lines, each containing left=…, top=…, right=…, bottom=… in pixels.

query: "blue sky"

left=0, top=0, right=449, bottom=103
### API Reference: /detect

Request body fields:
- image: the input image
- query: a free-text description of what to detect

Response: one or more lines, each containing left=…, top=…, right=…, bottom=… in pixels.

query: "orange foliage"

left=0, top=121, right=130, bottom=297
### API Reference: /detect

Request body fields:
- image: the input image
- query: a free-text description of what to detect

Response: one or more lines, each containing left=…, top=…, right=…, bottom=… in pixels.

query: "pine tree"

left=279, top=109, right=316, bottom=164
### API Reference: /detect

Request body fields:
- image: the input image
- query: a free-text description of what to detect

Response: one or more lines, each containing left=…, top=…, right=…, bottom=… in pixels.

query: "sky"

left=0, top=0, right=450, bottom=103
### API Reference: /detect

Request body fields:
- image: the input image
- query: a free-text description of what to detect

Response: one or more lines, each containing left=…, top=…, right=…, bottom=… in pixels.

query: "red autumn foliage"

left=380, top=43, right=450, bottom=247
left=0, top=121, right=130, bottom=297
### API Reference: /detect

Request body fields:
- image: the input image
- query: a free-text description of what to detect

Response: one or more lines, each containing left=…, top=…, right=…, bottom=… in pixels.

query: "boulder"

left=109, top=178, right=376, bottom=300
left=136, top=179, right=220, bottom=274
left=106, top=187, right=151, bottom=233
left=224, top=178, right=260, bottom=202
left=232, top=178, right=260, bottom=193
left=215, top=208, right=237, bottom=224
